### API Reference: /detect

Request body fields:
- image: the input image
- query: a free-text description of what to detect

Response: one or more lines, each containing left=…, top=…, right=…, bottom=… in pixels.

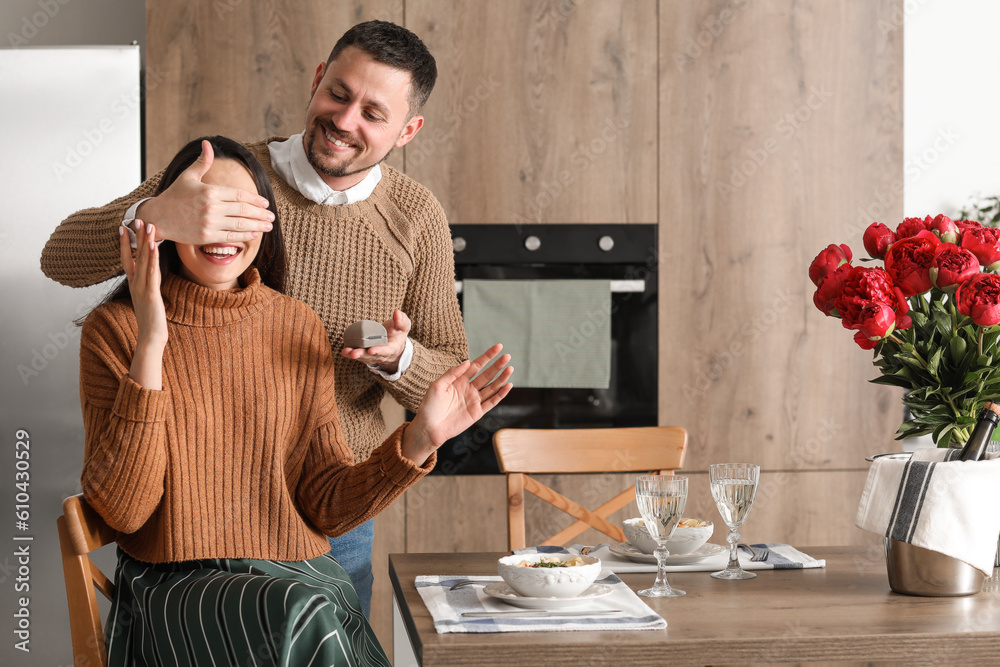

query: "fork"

left=449, top=579, right=491, bottom=590
left=740, top=544, right=770, bottom=562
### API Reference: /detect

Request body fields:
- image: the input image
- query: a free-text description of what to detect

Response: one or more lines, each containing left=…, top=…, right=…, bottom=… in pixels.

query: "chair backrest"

left=493, top=426, right=688, bottom=551
left=57, top=494, right=116, bottom=667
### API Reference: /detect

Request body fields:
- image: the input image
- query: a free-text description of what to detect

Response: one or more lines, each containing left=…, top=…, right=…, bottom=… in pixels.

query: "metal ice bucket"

left=884, top=538, right=985, bottom=597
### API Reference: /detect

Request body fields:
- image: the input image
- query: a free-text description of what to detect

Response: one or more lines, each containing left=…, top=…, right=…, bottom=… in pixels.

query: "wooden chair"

left=57, top=494, right=116, bottom=667
left=493, top=426, right=688, bottom=551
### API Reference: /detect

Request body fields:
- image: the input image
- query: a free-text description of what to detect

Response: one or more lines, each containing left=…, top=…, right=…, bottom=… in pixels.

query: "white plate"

left=482, top=582, right=613, bottom=609
left=609, top=541, right=726, bottom=564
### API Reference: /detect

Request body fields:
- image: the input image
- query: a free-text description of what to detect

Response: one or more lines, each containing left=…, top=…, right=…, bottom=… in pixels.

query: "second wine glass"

left=709, top=463, right=760, bottom=580
left=634, top=474, right=688, bottom=598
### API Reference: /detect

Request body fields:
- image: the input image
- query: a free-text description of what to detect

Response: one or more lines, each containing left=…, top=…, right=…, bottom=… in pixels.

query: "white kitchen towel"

left=515, top=543, right=825, bottom=574
left=415, top=571, right=665, bottom=634
left=855, top=448, right=1000, bottom=575
left=462, top=279, right=611, bottom=388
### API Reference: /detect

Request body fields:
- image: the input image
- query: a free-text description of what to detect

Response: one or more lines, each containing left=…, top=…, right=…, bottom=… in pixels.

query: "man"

left=41, top=20, right=468, bottom=617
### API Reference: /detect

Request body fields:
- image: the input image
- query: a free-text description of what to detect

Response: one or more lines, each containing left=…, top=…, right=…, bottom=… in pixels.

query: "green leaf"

left=933, top=422, right=956, bottom=444
left=896, top=425, right=934, bottom=439
left=926, top=348, right=944, bottom=378
left=930, top=309, right=952, bottom=337
left=870, top=375, right=916, bottom=389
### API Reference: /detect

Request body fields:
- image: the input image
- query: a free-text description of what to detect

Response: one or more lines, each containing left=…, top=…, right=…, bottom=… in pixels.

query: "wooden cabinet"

left=406, top=0, right=658, bottom=224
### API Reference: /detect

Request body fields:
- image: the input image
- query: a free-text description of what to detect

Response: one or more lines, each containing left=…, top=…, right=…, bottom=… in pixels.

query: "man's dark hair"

left=327, top=20, right=437, bottom=115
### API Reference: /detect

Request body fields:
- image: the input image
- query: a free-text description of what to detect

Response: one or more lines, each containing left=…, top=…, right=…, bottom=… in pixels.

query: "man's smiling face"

left=302, top=45, right=423, bottom=190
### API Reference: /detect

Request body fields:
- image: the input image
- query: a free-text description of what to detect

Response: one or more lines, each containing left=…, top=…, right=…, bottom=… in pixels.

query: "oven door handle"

left=454, top=279, right=644, bottom=294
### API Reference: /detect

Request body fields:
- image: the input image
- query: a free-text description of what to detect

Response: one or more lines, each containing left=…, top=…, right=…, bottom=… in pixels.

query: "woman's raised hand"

left=120, top=221, right=168, bottom=389
left=401, top=344, right=513, bottom=466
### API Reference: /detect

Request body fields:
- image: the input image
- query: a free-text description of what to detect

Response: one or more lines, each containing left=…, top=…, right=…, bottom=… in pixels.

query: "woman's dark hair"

left=91, top=135, right=286, bottom=314
left=327, top=20, right=437, bottom=115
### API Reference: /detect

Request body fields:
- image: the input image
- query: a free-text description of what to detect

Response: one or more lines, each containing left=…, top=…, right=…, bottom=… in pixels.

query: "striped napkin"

left=855, top=448, right=1000, bottom=575
left=414, top=571, right=666, bottom=634
left=515, top=544, right=826, bottom=573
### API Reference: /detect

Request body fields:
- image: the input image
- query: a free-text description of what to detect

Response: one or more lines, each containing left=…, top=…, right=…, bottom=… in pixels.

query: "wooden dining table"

left=389, top=546, right=1000, bottom=666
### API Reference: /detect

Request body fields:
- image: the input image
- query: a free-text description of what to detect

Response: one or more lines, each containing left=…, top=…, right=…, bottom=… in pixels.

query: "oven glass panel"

left=419, top=224, right=658, bottom=475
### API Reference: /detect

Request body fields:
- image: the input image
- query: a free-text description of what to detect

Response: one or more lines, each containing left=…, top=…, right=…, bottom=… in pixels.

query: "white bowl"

left=497, top=553, right=602, bottom=598
left=622, top=517, right=714, bottom=555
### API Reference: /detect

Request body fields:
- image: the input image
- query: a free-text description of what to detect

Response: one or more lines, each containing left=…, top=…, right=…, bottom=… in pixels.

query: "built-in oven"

left=415, top=223, right=659, bottom=475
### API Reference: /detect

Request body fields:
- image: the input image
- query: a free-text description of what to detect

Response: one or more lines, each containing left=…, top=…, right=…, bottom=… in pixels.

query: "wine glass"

left=634, top=474, right=688, bottom=598
left=709, top=463, right=760, bottom=580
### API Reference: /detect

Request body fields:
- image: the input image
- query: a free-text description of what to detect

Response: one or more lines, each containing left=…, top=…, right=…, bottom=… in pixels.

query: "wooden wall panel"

left=404, top=470, right=871, bottom=558
left=658, top=1, right=904, bottom=474
left=406, top=0, right=657, bottom=224
left=404, top=475, right=509, bottom=553
left=522, top=470, right=869, bottom=550
left=145, top=0, right=404, bottom=173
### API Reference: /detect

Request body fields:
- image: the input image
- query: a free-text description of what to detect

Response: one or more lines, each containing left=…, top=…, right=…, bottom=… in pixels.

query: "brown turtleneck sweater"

left=80, top=269, right=435, bottom=564
left=43, top=139, right=468, bottom=461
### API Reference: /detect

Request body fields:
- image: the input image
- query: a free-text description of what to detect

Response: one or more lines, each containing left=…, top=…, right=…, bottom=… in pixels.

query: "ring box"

left=344, top=320, right=388, bottom=348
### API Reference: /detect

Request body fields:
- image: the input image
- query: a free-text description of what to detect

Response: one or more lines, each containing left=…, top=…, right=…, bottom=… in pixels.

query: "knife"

left=462, top=609, right=623, bottom=617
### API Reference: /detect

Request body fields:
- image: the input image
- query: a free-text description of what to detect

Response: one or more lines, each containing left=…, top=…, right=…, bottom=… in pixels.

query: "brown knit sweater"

left=80, top=269, right=435, bottom=563
left=44, top=138, right=468, bottom=461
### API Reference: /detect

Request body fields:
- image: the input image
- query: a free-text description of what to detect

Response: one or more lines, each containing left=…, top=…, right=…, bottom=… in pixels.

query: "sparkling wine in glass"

left=634, top=474, right=688, bottom=598
left=709, top=463, right=760, bottom=580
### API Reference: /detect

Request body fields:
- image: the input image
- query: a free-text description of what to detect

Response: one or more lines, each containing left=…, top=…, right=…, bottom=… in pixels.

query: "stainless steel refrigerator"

left=0, top=45, right=141, bottom=665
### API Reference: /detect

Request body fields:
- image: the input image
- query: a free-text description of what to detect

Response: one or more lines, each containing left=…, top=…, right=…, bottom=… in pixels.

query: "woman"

left=79, top=136, right=512, bottom=666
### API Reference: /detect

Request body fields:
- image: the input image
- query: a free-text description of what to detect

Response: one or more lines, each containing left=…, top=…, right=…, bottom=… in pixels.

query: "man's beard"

left=305, top=121, right=393, bottom=179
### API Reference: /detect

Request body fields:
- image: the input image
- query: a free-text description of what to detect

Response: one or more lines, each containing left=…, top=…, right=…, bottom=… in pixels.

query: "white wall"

left=905, top=0, right=1000, bottom=217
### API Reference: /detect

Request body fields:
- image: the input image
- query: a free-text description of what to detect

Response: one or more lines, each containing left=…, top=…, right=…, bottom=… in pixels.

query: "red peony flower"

left=960, top=227, right=1000, bottom=269
left=809, top=243, right=852, bottom=287
left=957, top=273, right=1000, bottom=326
left=896, top=216, right=931, bottom=239
left=929, top=243, right=980, bottom=291
left=812, top=264, right=852, bottom=317
left=955, top=219, right=983, bottom=238
left=884, top=231, right=941, bottom=296
left=853, top=331, right=879, bottom=350
left=858, top=302, right=896, bottom=341
left=928, top=215, right=959, bottom=245
left=863, top=222, right=896, bottom=259
left=834, top=266, right=906, bottom=330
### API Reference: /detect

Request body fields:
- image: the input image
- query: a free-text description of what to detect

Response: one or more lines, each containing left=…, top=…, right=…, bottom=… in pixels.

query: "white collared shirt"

left=268, top=132, right=382, bottom=205
left=121, top=133, right=412, bottom=381
left=269, top=133, right=411, bottom=380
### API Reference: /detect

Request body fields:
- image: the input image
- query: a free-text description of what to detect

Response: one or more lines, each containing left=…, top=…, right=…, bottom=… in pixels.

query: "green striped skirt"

left=105, top=547, right=390, bottom=667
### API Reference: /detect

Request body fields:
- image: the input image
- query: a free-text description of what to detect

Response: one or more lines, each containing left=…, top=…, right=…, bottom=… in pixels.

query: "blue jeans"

left=328, top=519, right=374, bottom=618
